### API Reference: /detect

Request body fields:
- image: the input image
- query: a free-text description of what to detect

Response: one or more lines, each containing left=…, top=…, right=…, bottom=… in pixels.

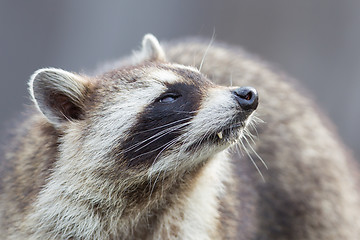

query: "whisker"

left=134, top=117, right=193, bottom=135
left=239, top=138, right=266, bottom=182
left=172, top=110, right=200, bottom=114
left=199, top=29, right=216, bottom=72
left=247, top=123, right=259, bottom=139
left=243, top=135, right=268, bottom=170
left=173, top=134, right=193, bottom=171
left=176, top=120, right=211, bottom=158
left=153, top=137, right=180, bottom=166
left=148, top=138, right=180, bottom=198
left=176, top=133, right=193, bottom=160
left=252, top=115, right=264, bottom=123
left=149, top=170, right=162, bottom=200
left=122, top=121, right=191, bottom=153
left=233, top=141, right=244, bottom=156
left=192, top=127, right=213, bottom=155
left=244, top=129, right=256, bottom=145
left=133, top=122, right=191, bottom=153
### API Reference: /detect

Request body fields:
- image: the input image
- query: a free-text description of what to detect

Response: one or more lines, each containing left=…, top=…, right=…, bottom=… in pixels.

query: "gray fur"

left=0, top=34, right=359, bottom=239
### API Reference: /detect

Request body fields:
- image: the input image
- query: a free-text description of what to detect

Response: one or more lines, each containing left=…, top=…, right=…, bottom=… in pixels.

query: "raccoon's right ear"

left=132, top=34, right=166, bottom=63
left=29, top=68, right=92, bottom=127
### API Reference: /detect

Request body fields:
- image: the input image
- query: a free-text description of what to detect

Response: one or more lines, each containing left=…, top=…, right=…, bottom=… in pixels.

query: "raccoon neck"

left=151, top=151, right=231, bottom=240
left=26, top=151, right=230, bottom=239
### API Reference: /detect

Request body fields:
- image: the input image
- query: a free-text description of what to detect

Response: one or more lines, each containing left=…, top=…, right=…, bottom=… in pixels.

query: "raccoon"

left=0, top=34, right=359, bottom=240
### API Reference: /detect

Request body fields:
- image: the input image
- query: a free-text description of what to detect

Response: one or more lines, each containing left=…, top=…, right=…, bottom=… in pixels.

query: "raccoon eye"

left=158, top=93, right=181, bottom=103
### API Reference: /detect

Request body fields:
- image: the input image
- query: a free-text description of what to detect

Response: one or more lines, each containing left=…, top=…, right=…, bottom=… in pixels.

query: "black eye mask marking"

left=119, top=82, right=204, bottom=168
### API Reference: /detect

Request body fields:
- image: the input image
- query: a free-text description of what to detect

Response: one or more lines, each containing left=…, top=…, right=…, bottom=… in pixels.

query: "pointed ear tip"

left=33, top=68, right=72, bottom=77
left=29, top=68, right=51, bottom=92
left=28, top=68, right=69, bottom=94
left=28, top=68, right=81, bottom=85
left=29, top=68, right=58, bottom=81
left=142, top=34, right=163, bottom=52
left=132, top=34, right=166, bottom=64
left=142, top=33, right=159, bottom=45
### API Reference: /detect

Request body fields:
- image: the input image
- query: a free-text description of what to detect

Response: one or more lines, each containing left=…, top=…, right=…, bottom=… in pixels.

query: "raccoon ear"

left=132, top=34, right=166, bottom=63
left=29, top=68, right=91, bottom=126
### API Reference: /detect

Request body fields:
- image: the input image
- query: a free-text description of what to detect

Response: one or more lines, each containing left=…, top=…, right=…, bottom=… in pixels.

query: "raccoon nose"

left=233, top=87, right=259, bottom=111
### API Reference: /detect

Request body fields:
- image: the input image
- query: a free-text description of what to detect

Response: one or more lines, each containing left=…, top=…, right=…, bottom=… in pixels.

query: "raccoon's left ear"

left=132, top=34, right=166, bottom=63
left=29, top=68, right=93, bottom=127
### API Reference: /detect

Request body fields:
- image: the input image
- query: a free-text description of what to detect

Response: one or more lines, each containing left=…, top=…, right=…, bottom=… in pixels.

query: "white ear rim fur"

left=132, top=34, right=166, bottom=64
left=29, top=68, right=89, bottom=126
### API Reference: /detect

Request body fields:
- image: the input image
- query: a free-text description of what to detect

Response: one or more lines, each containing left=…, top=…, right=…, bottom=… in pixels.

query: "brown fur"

left=1, top=35, right=359, bottom=239
left=0, top=113, right=59, bottom=236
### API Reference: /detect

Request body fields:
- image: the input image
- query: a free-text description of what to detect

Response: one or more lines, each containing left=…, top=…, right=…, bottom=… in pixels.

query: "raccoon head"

left=29, top=34, right=258, bottom=182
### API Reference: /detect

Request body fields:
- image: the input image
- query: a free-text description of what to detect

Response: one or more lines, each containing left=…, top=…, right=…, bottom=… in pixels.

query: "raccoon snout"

left=232, top=87, right=258, bottom=111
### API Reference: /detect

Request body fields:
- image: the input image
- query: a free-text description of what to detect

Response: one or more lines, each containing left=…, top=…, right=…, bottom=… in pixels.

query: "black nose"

left=233, top=87, right=258, bottom=111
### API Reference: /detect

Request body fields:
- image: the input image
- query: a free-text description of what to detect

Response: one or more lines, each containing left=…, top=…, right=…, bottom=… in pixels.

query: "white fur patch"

left=150, top=69, right=180, bottom=84
left=154, top=151, right=230, bottom=239
left=170, top=63, right=200, bottom=73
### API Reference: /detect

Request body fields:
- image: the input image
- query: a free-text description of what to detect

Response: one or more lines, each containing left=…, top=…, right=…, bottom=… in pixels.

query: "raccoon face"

left=29, top=34, right=258, bottom=178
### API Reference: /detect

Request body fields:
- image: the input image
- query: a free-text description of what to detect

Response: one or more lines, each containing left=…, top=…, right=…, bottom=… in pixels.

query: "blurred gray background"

left=0, top=0, right=359, bottom=159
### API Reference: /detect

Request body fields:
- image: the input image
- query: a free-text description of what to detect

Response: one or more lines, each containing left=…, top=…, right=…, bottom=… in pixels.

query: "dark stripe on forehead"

left=119, top=81, right=204, bottom=168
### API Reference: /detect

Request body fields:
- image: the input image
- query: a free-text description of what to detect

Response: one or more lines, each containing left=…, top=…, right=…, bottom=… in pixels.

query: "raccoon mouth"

left=213, top=124, right=244, bottom=143
left=184, top=122, right=245, bottom=154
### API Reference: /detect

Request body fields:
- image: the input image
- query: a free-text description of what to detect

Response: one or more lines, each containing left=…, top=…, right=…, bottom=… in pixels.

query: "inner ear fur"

left=29, top=68, right=92, bottom=126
